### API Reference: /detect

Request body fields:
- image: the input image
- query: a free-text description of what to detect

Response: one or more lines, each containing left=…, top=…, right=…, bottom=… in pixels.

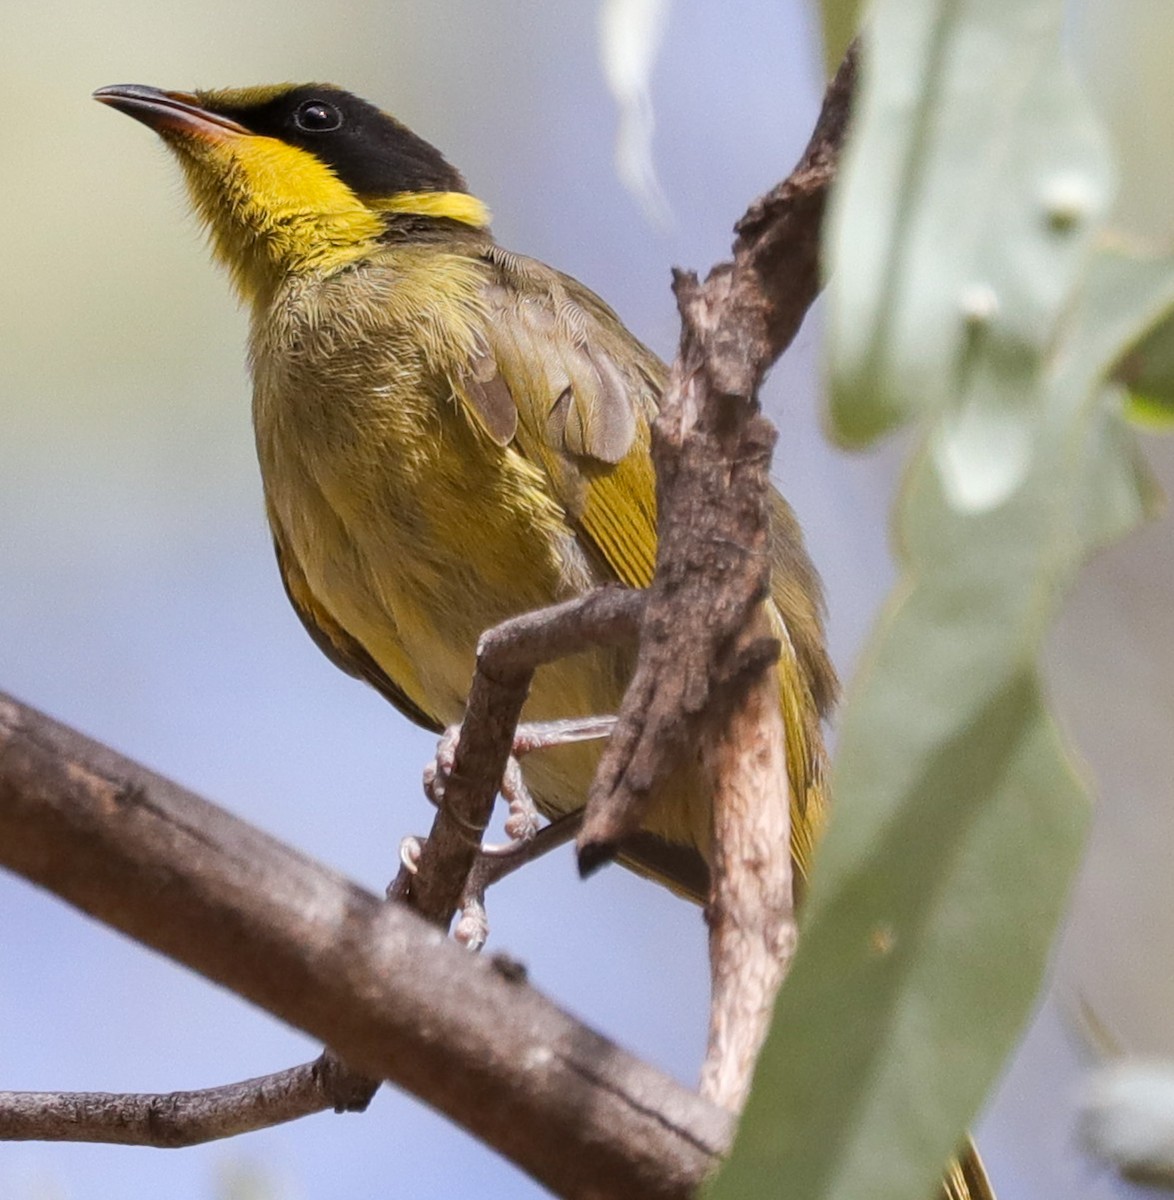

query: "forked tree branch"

left=582, top=44, right=857, bottom=1109
left=0, top=693, right=730, bottom=1198
left=580, top=37, right=856, bottom=882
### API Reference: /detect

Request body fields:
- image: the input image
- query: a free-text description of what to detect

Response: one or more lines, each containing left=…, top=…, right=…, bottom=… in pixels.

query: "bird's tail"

left=941, top=1138, right=996, bottom=1200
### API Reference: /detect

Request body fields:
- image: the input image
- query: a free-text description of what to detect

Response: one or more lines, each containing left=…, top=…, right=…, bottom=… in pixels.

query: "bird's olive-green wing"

left=461, top=245, right=663, bottom=592
left=456, top=246, right=838, bottom=886
left=271, top=523, right=443, bottom=735
left=768, top=490, right=839, bottom=880
left=462, top=247, right=835, bottom=723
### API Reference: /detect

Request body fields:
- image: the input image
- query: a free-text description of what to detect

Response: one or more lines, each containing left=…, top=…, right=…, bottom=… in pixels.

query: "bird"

left=93, top=82, right=989, bottom=1200
left=91, top=79, right=836, bottom=897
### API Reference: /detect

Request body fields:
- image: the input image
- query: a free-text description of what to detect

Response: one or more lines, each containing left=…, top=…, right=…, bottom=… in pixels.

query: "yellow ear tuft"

left=368, top=191, right=492, bottom=228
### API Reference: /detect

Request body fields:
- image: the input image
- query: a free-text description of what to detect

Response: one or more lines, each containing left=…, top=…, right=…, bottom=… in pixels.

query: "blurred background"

left=1, top=1, right=1172, bottom=1197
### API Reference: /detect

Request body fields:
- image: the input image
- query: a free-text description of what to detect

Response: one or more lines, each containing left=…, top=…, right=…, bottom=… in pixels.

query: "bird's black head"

left=94, top=80, right=491, bottom=301
left=194, top=83, right=468, bottom=198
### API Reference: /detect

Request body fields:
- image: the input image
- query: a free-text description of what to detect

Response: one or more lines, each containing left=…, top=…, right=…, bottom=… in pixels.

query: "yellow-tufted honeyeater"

left=94, top=82, right=994, bottom=1200
left=92, top=81, right=837, bottom=900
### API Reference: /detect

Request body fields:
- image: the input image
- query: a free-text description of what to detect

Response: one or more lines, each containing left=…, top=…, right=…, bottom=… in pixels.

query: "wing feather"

left=451, top=245, right=837, bottom=887
left=461, top=249, right=661, bottom=590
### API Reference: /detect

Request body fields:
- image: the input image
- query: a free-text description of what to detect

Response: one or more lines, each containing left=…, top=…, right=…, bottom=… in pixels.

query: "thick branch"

left=0, top=692, right=729, bottom=1197
left=698, top=661, right=796, bottom=1111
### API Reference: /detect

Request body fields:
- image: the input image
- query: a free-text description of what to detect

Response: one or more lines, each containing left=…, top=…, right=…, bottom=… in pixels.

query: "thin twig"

left=464, top=810, right=584, bottom=895
left=0, top=1056, right=372, bottom=1147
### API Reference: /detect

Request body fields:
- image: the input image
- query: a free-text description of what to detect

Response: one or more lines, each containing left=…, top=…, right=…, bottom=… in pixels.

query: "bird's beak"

left=93, top=85, right=250, bottom=141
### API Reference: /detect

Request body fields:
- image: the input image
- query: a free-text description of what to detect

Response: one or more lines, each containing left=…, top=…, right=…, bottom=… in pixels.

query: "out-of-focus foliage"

left=817, top=0, right=862, bottom=76
left=707, top=0, right=1174, bottom=1198
left=215, top=1160, right=282, bottom=1200
left=1069, top=2, right=1174, bottom=431
left=1116, top=313, right=1174, bottom=429
left=1080, top=1060, right=1174, bottom=1188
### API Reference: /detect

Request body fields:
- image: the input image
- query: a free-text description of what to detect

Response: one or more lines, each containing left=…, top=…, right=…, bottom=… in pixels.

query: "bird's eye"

left=294, top=100, right=343, bottom=132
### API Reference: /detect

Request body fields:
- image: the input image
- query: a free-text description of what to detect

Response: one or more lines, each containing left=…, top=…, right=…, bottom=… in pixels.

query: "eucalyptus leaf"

left=705, top=2, right=1174, bottom=1199
left=1115, top=311, right=1174, bottom=430
left=825, top=0, right=1112, bottom=446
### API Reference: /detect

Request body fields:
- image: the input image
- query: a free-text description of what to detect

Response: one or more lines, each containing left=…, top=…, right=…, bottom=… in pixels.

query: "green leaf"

left=1128, top=390, right=1174, bottom=429
left=817, top=0, right=863, bottom=77
left=1116, top=310, right=1174, bottom=429
left=825, top=0, right=1113, bottom=448
left=706, top=4, right=1174, bottom=1200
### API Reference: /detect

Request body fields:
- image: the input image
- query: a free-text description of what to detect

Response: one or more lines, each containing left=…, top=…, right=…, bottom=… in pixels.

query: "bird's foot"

left=412, top=718, right=616, bottom=951
left=422, top=716, right=616, bottom=853
left=392, top=834, right=488, bottom=949
left=421, top=725, right=462, bottom=808
left=396, top=814, right=583, bottom=951
left=453, top=890, right=489, bottom=952
left=497, top=756, right=539, bottom=845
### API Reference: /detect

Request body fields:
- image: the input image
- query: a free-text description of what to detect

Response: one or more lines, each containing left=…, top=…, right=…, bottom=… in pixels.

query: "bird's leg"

left=510, top=715, right=620, bottom=754
left=404, top=717, right=616, bottom=949
left=421, top=716, right=617, bottom=852
left=495, top=717, right=617, bottom=846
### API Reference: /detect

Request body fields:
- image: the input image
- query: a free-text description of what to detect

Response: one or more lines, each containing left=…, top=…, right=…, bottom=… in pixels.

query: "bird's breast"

left=248, top=266, right=609, bottom=724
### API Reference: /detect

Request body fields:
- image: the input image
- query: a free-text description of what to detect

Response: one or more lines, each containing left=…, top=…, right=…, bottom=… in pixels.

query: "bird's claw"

left=499, top=756, right=540, bottom=843
left=422, top=725, right=462, bottom=807
left=399, top=834, right=424, bottom=874
left=454, top=892, right=489, bottom=952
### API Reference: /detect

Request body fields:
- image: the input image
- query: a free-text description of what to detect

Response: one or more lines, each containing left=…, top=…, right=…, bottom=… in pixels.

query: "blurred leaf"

left=1128, top=390, right=1174, bottom=429
left=1116, top=310, right=1174, bottom=429
left=1080, top=1061, right=1174, bottom=1189
left=817, top=0, right=863, bottom=77
left=215, top=1161, right=281, bottom=1200
left=825, top=0, right=1112, bottom=448
left=598, top=0, right=674, bottom=228
left=706, top=2, right=1174, bottom=1200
